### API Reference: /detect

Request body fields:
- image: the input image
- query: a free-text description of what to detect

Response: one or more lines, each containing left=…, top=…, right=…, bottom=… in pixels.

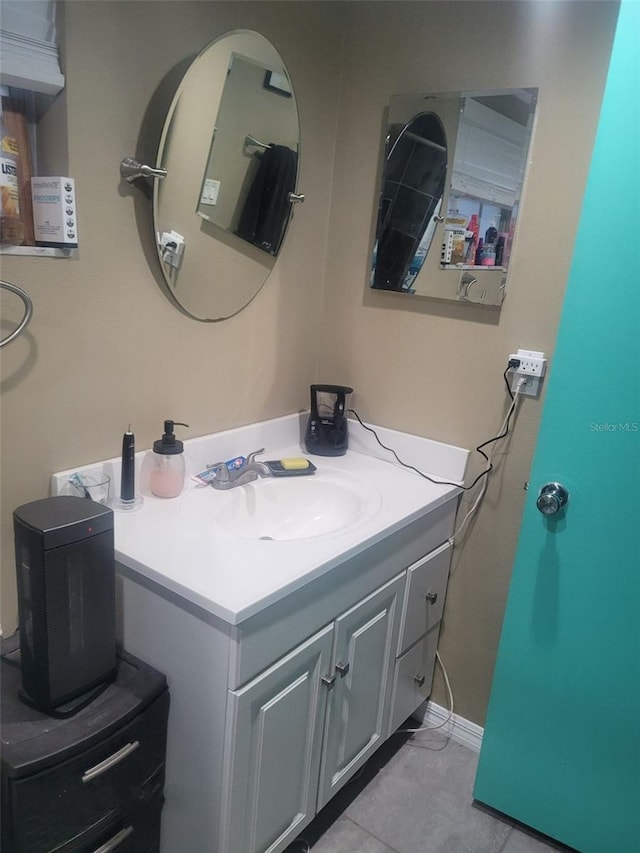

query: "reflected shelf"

left=0, top=245, right=76, bottom=258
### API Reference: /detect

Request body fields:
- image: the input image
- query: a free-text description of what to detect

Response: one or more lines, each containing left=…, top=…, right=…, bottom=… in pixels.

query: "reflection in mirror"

left=371, top=89, right=537, bottom=306
left=371, top=113, right=447, bottom=291
left=196, top=53, right=298, bottom=256
left=154, top=31, right=300, bottom=321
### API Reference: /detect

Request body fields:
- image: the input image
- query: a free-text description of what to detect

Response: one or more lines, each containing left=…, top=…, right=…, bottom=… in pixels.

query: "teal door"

left=474, top=4, right=640, bottom=852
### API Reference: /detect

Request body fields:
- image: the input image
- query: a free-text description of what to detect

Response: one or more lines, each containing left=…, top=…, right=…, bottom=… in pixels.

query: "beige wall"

left=0, top=2, right=618, bottom=726
left=319, top=1, right=618, bottom=723
left=0, top=1, right=344, bottom=629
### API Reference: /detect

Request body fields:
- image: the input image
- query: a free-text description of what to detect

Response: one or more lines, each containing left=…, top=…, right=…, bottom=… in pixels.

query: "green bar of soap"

left=281, top=457, right=310, bottom=470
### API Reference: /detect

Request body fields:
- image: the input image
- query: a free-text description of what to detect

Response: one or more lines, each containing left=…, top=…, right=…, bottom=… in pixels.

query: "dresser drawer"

left=20, top=788, right=165, bottom=853
left=397, top=542, right=451, bottom=655
left=9, top=691, right=168, bottom=853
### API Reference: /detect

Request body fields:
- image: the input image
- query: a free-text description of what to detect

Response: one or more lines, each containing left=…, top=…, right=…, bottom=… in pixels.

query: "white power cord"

left=397, top=649, right=455, bottom=734
left=397, top=383, right=525, bottom=739
left=449, top=377, right=526, bottom=546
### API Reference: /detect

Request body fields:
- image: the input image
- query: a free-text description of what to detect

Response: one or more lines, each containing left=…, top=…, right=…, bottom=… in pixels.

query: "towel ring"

left=0, top=281, right=34, bottom=348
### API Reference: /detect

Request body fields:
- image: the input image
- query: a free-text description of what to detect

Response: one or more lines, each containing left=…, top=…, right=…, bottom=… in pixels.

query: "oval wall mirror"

left=153, top=31, right=300, bottom=320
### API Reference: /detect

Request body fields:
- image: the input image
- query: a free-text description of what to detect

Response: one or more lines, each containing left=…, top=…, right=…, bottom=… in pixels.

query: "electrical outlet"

left=158, top=230, right=185, bottom=270
left=513, top=374, right=541, bottom=397
left=510, top=349, right=546, bottom=376
left=441, top=232, right=454, bottom=264
left=509, top=348, right=547, bottom=397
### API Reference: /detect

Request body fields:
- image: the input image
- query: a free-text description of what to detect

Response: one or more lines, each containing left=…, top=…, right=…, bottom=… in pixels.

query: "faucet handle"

left=245, top=448, right=266, bottom=465
left=213, top=464, right=230, bottom=482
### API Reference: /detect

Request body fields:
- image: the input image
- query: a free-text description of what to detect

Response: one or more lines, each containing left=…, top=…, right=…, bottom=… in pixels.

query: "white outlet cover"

left=200, top=179, right=220, bottom=206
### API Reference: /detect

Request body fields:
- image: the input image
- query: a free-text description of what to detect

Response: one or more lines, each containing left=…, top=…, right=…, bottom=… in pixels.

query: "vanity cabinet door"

left=317, top=574, right=404, bottom=811
left=221, top=624, right=334, bottom=853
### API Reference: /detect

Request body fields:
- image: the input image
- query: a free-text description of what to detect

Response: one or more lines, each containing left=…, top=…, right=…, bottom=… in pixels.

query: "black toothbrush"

left=120, top=425, right=135, bottom=502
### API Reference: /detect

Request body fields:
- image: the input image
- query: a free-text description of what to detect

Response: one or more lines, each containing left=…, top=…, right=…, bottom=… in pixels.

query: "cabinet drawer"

left=397, top=542, right=451, bottom=655
left=9, top=692, right=168, bottom=853
left=388, top=625, right=440, bottom=735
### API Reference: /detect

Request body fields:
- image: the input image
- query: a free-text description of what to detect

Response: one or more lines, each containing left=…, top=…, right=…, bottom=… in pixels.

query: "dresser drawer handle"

left=92, top=825, right=134, bottom=852
left=82, top=741, right=140, bottom=783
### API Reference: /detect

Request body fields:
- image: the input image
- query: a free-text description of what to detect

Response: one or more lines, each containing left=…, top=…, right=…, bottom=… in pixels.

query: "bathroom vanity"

left=53, top=415, right=467, bottom=853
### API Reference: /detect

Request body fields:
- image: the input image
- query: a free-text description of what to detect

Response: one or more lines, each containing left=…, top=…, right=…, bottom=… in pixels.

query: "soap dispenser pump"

left=150, top=420, right=189, bottom=498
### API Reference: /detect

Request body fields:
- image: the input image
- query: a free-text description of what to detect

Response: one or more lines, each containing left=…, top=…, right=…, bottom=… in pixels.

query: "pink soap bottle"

left=150, top=420, right=189, bottom=498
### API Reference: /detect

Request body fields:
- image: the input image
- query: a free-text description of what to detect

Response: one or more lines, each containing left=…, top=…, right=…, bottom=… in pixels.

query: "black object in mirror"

left=196, top=53, right=299, bottom=257
left=371, top=112, right=447, bottom=292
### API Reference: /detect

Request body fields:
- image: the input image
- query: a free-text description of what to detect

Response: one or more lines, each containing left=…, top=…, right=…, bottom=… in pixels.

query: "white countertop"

left=52, top=414, right=468, bottom=626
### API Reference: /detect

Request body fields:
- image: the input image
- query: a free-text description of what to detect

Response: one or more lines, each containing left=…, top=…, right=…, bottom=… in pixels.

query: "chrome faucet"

left=210, top=449, right=271, bottom=490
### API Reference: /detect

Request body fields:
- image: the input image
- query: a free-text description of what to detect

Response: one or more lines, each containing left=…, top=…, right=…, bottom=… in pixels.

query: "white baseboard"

left=411, top=700, right=484, bottom=753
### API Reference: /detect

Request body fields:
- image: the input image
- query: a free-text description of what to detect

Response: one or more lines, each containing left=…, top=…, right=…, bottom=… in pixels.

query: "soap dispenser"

left=150, top=420, right=189, bottom=498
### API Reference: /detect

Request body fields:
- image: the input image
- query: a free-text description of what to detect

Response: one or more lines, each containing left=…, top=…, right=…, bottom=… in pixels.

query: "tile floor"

left=286, top=729, right=573, bottom=853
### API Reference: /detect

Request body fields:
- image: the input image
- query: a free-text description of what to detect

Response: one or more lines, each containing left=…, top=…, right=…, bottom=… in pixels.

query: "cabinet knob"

left=414, top=674, right=426, bottom=687
left=321, top=674, right=336, bottom=689
left=335, top=661, right=350, bottom=677
left=425, top=592, right=438, bottom=604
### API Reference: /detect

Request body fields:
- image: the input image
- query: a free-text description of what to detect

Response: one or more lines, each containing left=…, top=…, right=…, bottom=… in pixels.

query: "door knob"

left=536, top=483, right=569, bottom=516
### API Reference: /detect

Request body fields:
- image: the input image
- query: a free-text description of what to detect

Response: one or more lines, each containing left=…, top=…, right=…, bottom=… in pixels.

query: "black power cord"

left=349, top=367, right=520, bottom=492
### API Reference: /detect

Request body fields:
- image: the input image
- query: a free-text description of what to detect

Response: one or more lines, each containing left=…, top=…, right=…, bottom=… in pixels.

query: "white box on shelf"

left=31, top=176, right=78, bottom=248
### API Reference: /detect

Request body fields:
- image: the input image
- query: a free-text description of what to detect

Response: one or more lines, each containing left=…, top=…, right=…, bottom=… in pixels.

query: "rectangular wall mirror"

left=370, top=88, right=538, bottom=306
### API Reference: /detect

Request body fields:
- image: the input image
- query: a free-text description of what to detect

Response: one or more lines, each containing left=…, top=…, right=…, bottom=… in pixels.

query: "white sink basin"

left=182, top=472, right=381, bottom=541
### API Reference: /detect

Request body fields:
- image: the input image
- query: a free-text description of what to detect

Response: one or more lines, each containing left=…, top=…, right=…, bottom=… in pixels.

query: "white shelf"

left=0, top=245, right=76, bottom=258
left=441, top=264, right=505, bottom=271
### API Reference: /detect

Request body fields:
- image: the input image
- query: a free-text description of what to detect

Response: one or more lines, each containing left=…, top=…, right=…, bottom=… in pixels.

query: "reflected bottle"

left=481, top=244, right=496, bottom=266
left=481, top=225, right=497, bottom=266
